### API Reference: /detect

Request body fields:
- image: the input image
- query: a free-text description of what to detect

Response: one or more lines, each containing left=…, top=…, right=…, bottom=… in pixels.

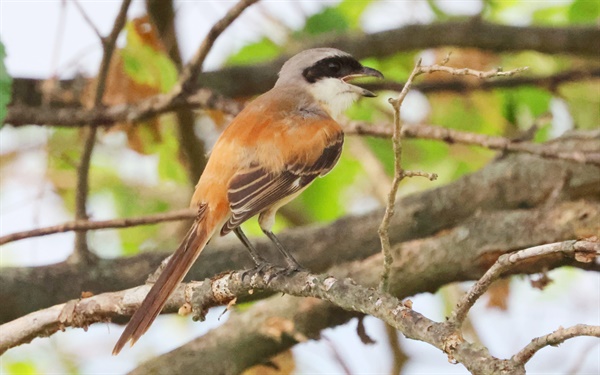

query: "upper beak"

left=343, top=66, right=384, bottom=97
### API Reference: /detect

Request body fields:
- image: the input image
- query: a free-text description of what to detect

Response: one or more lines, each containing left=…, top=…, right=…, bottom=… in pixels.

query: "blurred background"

left=1, top=0, right=598, bottom=374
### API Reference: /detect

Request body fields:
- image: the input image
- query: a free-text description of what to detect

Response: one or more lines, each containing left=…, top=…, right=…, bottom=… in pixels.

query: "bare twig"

left=174, top=0, right=260, bottom=95
left=378, top=59, right=427, bottom=292
left=72, top=0, right=104, bottom=42
left=72, top=0, right=132, bottom=262
left=365, top=67, right=600, bottom=95
left=0, top=208, right=195, bottom=246
left=378, top=59, right=525, bottom=291
left=345, top=122, right=600, bottom=166
left=419, top=65, right=528, bottom=78
left=512, top=324, right=600, bottom=365
left=449, top=239, right=600, bottom=327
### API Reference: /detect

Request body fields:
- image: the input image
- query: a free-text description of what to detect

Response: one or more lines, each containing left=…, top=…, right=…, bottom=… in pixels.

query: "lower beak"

left=343, top=66, right=384, bottom=97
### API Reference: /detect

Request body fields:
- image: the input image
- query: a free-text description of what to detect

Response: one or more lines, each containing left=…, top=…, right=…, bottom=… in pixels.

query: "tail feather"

left=112, top=206, right=212, bottom=355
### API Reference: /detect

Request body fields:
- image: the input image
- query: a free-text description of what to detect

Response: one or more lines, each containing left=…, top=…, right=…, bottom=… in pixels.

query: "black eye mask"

left=302, top=56, right=364, bottom=83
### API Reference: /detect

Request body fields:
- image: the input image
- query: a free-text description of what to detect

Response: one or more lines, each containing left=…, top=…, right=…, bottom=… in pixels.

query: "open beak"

left=343, top=66, right=384, bottom=97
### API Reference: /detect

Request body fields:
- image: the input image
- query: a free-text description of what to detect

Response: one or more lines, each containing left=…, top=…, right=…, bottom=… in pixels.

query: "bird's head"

left=275, top=48, right=384, bottom=119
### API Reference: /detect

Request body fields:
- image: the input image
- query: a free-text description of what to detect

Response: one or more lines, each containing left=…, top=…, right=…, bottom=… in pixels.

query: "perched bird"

left=112, top=48, right=383, bottom=354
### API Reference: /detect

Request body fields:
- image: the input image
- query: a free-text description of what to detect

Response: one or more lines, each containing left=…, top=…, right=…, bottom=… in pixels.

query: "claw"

left=241, top=261, right=275, bottom=281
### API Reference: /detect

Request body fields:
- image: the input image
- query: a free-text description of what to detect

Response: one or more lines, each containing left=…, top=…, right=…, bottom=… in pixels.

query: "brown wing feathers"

left=222, top=131, right=343, bottom=235
left=112, top=204, right=210, bottom=355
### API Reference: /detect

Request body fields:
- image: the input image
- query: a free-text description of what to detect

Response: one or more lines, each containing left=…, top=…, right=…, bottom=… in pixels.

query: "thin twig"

left=419, top=65, right=528, bottom=78
left=174, top=0, right=260, bottom=95
left=449, top=240, right=600, bottom=327
left=72, top=0, right=104, bottom=42
left=0, top=208, right=195, bottom=246
left=345, top=122, right=600, bottom=166
left=378, top=59, right=426, bottom=292
left=72, top=0, right=132, bottom=262
left=364, top=67, right=600, bottom=95
left=378, top=59, right=530, bottom=292
left=512, top=324, right=600, bottom=365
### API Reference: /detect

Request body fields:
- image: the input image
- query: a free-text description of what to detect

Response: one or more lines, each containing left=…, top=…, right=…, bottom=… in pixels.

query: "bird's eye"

left=328, top=62, right=341, bottom=73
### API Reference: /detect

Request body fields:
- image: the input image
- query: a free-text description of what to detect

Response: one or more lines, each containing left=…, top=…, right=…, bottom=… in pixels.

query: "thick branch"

left=1, top=139, right=598, bottom=323
left=2, top=199, right=598, bottom=355
left=7, top=22, right=600, bottom=124
left=5, top=89, right=243, bottom=127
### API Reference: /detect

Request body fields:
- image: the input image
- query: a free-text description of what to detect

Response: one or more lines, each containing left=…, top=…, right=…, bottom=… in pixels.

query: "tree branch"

left=379, top=58, right=525, bottom=291
left=1, top=137, right=598, bottom=323
left=7, top=22, right=600, bottom=126
left=346, top=123, right=600, bottom=166
left=4, top=235, right=597, bottom=372
left=0, top=208, right=195, bottom=246
left=2, top=198, right=598, bottom=354
left=72, top=0, right=132, bottom=262
left=364, top=67, right=600, bottom=95
left=512, top=324, right=600, bottom=365
left=449, top=240, right=600, bottom=327
left=147, top=0, right=208, bottom=184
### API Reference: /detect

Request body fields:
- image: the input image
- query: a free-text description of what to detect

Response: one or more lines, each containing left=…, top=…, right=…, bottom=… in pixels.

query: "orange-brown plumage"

left=112, top=48, right=382, bottom=355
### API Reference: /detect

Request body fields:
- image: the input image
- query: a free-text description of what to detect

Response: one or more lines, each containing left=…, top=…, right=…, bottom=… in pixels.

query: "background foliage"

left=0, top=0, right=598, bottom=374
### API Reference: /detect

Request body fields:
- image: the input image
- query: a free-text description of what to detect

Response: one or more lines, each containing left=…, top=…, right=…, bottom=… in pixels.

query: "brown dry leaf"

left=204, top=109, right=230, bottom=130
left=81, top=16, right=165, bottom=154
left=132, top=15, right=164, bottom=52
left=575, top=250, right=597, bottom=263
left=530, top=272, right=553, bottom=290
left=80, top=291, right=94, bottom=299
left=242, top=350, right=295, bottom=375
left=486, top=278, right=511, bottom=310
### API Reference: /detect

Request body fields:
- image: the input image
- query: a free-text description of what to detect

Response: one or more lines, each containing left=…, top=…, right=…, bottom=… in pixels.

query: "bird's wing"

left=220, top=131, right=343, bottom=235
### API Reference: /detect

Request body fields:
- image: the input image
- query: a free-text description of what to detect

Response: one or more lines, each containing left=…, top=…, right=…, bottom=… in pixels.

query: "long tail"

left=112, top=204, right=213, bottom=355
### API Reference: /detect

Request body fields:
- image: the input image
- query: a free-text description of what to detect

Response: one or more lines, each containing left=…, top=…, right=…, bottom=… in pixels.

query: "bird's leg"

left=262, top=229, right=305, bottom=273
left=233, top=227, right=272, bottom=277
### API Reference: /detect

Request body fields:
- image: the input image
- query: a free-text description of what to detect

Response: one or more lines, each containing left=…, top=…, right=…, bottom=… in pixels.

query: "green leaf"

left=337, top=0, right=373, bottom=28
left=5, top=361, right=38, bottom=375
left=426, top=0, right=451, bottom=20
left=227, top=37, right=281, bottom=66
left=360, top=52, right=419, bottom=82
left=569, top=0, right=600, bottom=24
left=365, top=137, right=395, bottom=176
left=156, top=125, right=189, bottom=184
left=560, top=82, right=600, bottom=130
left=121, top=21, right=178, bottom=92
left=501, top=87, right=552, bottom=129
left=532, top=5, right=569, bottom=25
left=303, top=7, right=349, bottom=36
left=296, top=152, right=362, bottom=221
left=0, top=39, right=12, bottom=126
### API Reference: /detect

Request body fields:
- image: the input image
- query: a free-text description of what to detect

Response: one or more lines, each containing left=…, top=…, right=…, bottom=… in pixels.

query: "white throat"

left=307, top=78, right=361, bottom=120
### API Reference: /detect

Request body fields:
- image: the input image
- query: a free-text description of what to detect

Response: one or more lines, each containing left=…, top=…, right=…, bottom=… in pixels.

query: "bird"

left=112, top=48, right=383, bottom=354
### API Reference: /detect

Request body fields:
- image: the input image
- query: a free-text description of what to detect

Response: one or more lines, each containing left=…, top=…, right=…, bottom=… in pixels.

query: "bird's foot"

left=241, top=261, right=276, bottom=282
